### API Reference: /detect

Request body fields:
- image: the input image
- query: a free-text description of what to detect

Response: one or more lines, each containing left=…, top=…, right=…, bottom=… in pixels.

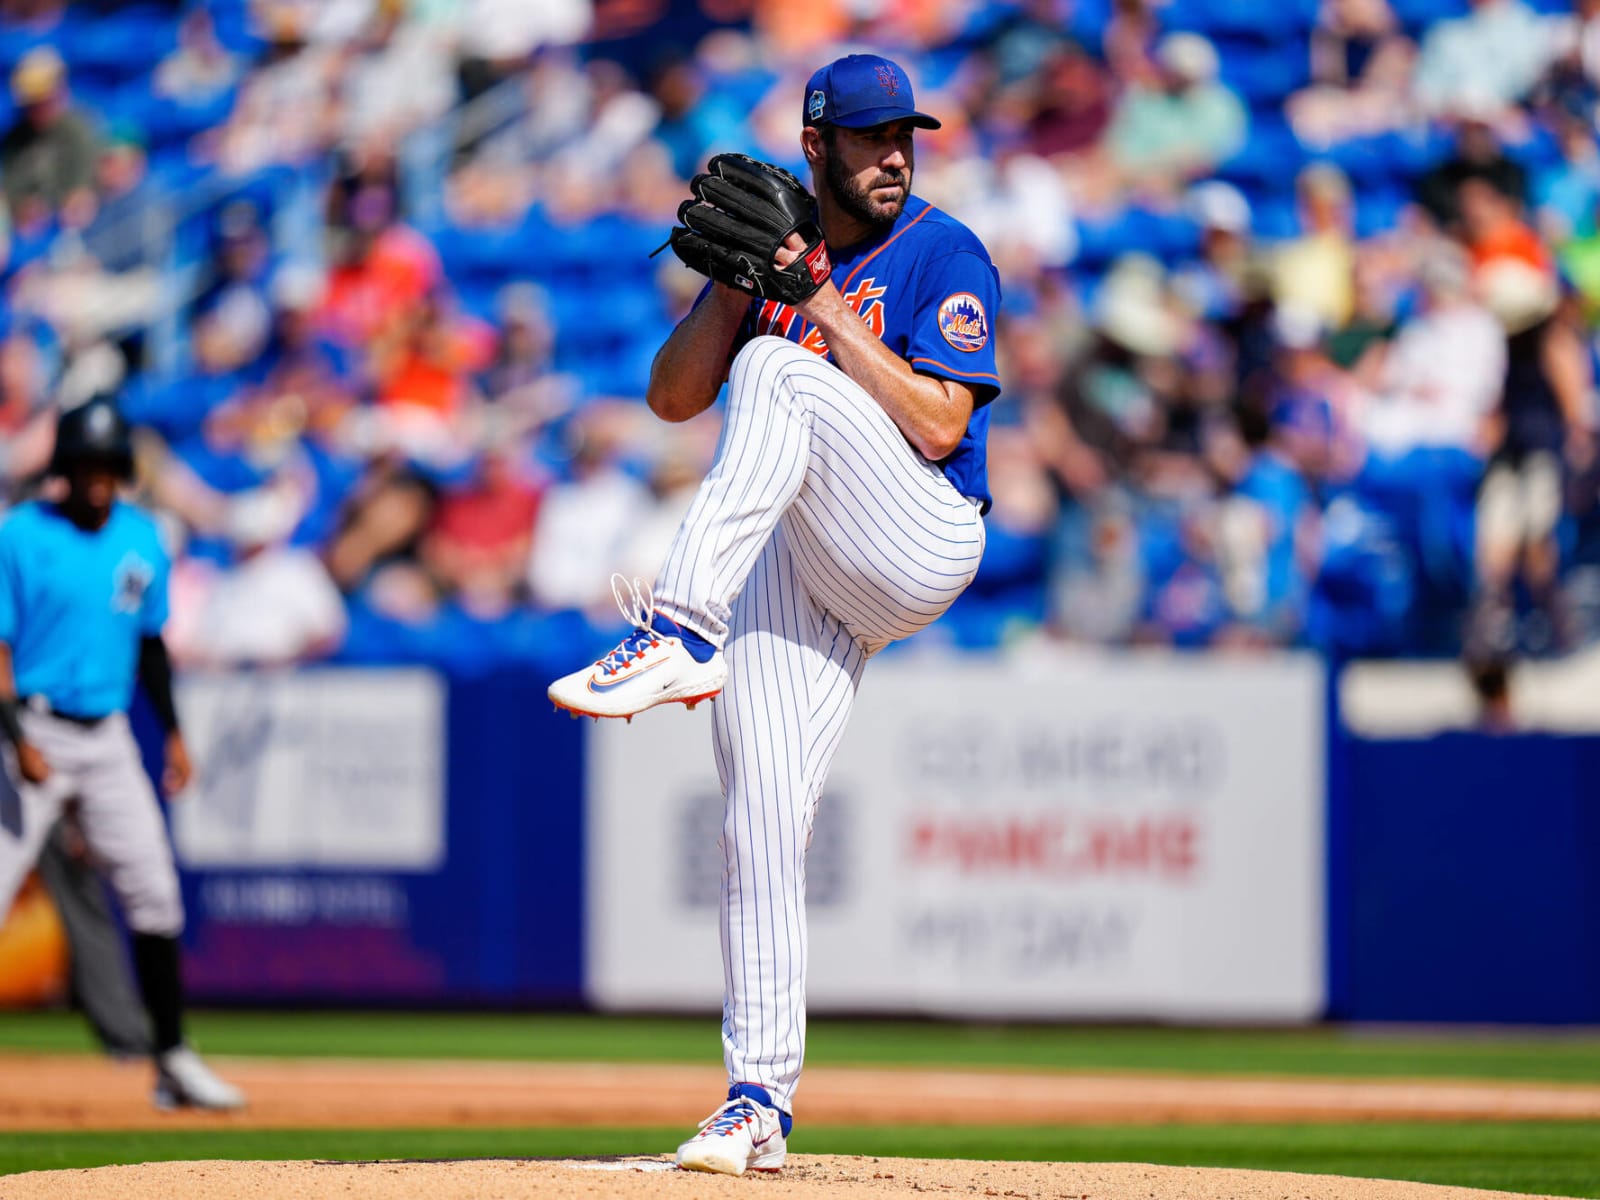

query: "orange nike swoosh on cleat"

left=588, top=658, right=665, bottom=693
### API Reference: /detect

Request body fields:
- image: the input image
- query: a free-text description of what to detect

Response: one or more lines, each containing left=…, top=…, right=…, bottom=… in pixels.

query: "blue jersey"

left=0, top=499, right=170, bottom=718
left=730, top=195, right=1002, bottom=509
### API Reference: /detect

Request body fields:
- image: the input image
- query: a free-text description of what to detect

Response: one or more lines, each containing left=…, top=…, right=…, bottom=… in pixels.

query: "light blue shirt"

left=1414, top=0, right=1552, bottom=114
left=0, top=499, right=170, bottom=718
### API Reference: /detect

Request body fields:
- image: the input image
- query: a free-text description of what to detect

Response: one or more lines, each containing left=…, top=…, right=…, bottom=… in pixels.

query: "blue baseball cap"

left=802, top=54, right=941, bottom=131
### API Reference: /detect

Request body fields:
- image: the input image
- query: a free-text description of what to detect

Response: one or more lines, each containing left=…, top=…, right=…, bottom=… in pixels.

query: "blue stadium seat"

left=1216, top=38, right=1311, bottom=106
left=452, top=280, right=504, bottom=324
left=207, top=0, right=265, bottom=56
left=430, top=209, right=558, bottom=287
left=1509, top=121, right=1563, bottom=172
left=1308, top=498, right=1418, bottom=654
left=0, top=25, right=53, bottom=73
left=1378, top=126, right=1456, bottom=177
left=1311, top=135, right=1400, bottom=185
left=549, top=282, right=663, bottom=349
left=1353, top=185, right=1410, bottom=237
left=57, top=8, right=178, bottom=85
left=1068, top=0, right=1114, bottom=49
left=1390, top=0, right=1470, bottom=37
left=1165, top=0, right=1316, bottom=40
left=1157, top=210, right=1204, bottom=260
left=145, top=148, right=209, bottom=195
left=1218, top=117, right=1308, bottom=194
left=1074, top=207, right=1170, bottom=271
left=1252, top=195, right=1301, bottom=240
left=550, top=273, right=668, bottom=400
left=136, top=87, right=237, bottom=153
left=545, top=215, right=664, bottom=288
left=918, top=44, right=975, bottom=91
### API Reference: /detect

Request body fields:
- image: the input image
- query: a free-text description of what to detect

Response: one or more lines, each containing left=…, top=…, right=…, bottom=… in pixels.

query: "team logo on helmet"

left=86, top=404, right=116, bottom=440
left=875, top=65, right=899, bottom=96
left=808, top=89, right=826, bottom=122
left=937, top=292, right=988, bottom=352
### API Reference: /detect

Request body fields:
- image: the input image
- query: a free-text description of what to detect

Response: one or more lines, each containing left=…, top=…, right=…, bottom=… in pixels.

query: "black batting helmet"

left=50, top=397, right=135, bottom=479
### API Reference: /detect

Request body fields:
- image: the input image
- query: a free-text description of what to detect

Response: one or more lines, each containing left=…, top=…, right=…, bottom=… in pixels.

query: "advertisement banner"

left=588, top=652, right=1325, bottom=1020
left=168, top=669, right=451, bottom=1000
left=172, top=670, right=446, bottom=870
left=163, top=670, right=589, bottom=1004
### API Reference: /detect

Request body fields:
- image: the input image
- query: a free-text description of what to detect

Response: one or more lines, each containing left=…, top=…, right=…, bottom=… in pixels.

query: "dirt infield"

left=6, top=1056, right=1594, bottom=1199
left=0, top=1156, right=1574, bottom=1200
left=7, top=1053, right=1600, bottom=1131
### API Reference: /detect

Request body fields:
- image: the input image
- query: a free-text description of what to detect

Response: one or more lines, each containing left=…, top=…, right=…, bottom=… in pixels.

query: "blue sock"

left=729, top=1082, right=792, bottom=1138
left=652, top=612, right=716, bottom=663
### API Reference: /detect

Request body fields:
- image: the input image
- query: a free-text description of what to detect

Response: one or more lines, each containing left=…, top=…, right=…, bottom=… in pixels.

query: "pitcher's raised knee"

left=728, top=335, right=871, bottom=424
left=729, top=335, right=819, bottom=392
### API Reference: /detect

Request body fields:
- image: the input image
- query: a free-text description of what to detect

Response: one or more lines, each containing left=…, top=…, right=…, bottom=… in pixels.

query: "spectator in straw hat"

left=0, top=46, right=99, bottom=229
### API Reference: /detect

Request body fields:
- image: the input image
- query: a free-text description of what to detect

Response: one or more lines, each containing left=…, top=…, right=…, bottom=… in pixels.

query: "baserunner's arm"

left=137, top=633, right=191, bottom=795
left=0, top=642, right=48, bottom=783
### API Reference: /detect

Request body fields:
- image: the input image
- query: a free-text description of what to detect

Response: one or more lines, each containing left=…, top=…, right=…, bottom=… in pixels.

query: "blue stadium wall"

left=1329, top=730, right=1600, bottom=1024
left=132, top=663, right=1600, bottom=1022
left=136, top=672, right=588, bottom=1007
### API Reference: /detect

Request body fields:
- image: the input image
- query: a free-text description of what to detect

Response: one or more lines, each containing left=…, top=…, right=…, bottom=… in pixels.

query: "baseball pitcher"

left=549, top=53, right=1001, bottom=1173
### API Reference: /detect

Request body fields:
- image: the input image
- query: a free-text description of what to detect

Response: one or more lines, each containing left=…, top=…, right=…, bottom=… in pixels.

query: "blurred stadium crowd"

left=0, top=0, right=1597, bottom=675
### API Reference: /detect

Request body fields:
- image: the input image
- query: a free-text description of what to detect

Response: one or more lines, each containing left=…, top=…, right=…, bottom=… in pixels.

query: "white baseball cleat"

left=548, top=576, right=726, bottom=720
left=676, top=1091, right=787, bottom=1175
left=153, top=1044, right=246, bottom=1111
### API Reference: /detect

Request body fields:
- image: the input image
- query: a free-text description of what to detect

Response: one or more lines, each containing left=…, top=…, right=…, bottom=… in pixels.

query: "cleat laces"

left=698, top=1098, right=760, bottom=1137
left=597, top=574, right=660, bottom=676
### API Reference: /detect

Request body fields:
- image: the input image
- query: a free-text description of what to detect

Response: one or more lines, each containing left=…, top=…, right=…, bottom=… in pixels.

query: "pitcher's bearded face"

left=821, top=120, right=916, bottom=229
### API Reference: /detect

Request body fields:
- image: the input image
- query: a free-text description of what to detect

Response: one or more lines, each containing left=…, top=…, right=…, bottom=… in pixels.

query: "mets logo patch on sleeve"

left=938, top=293, right=989, bottom=352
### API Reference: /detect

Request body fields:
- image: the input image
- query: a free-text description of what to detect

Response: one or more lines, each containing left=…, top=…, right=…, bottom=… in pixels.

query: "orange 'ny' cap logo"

left=875, top=65, right=899, bottom=96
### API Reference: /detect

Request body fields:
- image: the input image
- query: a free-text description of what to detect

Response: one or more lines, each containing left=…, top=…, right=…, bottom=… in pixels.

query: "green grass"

left=1, top=1123, right=1597, bottom=1197
left=4, top=1013, right=1599, bottom=1194
left=4, top=1010, right=1600, bottom=1083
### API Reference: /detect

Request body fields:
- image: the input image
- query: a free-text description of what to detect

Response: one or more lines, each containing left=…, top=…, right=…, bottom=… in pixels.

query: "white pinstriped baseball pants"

left=654, top=336, right=986, bottom=1113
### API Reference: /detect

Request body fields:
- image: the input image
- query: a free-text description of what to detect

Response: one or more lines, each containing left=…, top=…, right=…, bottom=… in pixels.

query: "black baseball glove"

left=668, top=153, right=832, bottom=305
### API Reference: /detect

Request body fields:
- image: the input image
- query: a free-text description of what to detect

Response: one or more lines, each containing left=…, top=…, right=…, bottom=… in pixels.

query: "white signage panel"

left=172, top=669, right=446, bottom=871
left=588, top=653, right=1325, bottom=1020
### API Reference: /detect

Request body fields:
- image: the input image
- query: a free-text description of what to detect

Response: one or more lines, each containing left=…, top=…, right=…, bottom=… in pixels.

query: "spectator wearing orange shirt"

left=318, top=184, right=442, bottom=350
left=374, top=293, right=494, bottom=414
left=1459, top=174, right=1552, bottom=275
left=368, top=291, right=495, bottom=465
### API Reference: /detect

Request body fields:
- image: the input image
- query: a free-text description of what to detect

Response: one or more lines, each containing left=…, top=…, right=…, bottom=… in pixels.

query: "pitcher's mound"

left=0, top=1156, right=1568, bottom=1199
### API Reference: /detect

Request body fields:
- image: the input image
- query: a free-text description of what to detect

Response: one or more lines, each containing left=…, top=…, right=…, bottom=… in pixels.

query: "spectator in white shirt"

left=1363, top=242, right=1506, bottom=463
